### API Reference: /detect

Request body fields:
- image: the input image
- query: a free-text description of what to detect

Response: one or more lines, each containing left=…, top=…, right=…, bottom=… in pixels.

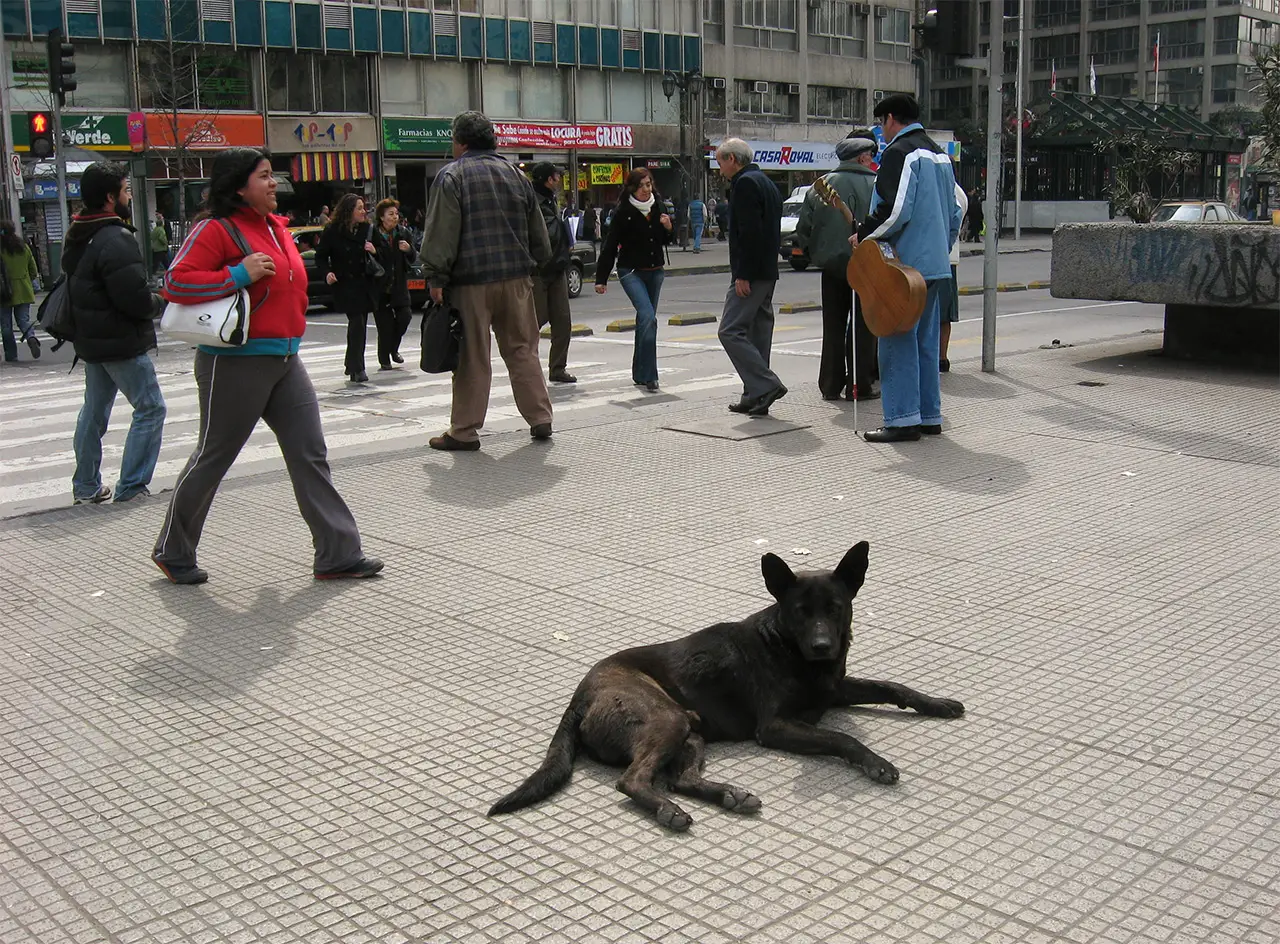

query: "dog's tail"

left=488, top=700, right=582, bottom=817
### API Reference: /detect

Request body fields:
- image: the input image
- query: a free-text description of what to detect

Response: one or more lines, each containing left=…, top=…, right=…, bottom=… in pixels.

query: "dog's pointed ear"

left=834, top=541, right=869, bottom=596
left=761, top=553, right=797, bottom=600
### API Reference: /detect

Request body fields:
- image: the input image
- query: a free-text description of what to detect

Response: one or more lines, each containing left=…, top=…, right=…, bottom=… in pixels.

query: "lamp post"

left=662, top=69, right=704, bottom=217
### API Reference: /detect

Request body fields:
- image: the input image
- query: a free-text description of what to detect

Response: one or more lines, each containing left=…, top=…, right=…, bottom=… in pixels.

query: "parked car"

left=566, top=240, right=597, bottom=298
left=778, top=185, right=811, bottom=271
left=1151, top=202, right=1246, bottom=223
left=289, top=225, right=429, bottom=311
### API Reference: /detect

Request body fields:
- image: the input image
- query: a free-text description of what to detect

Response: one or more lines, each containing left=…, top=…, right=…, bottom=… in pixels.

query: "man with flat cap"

left=796, top=131, right=880, bottom=402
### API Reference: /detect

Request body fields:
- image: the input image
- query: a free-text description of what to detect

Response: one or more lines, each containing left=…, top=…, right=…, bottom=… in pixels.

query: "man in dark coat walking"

left=530, top=162, right=577, bottom=384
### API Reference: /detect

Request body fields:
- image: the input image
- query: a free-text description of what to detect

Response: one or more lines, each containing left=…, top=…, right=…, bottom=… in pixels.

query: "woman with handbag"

left=594, top=168, right=673, bottom=392
left=370, top=198, right=417, bottom=371
left=152, top=147, right=382, bottom=585
left=0, top=221, right=40, bottom=362
left=315, top=193, right=379, bottom=383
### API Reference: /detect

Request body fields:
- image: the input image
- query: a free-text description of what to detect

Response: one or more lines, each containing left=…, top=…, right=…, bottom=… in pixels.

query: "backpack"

left=36, top=232, right=98, bottom=352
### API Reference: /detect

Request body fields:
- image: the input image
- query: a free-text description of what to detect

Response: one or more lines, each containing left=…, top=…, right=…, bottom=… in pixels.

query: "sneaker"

left=154, top=558, right=209, bottom=585
left=315, top=557, right=384, bottom=580
left=74, top=485, right=112, bottom=505
left=27, top=335, right=41, bottom=359
left=114, top=486, right=151, bottom=503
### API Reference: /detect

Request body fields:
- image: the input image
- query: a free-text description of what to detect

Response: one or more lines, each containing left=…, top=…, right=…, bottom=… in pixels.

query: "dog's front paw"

left=721, top=787, right=762, bottom=814
left=656, top=802, right=693, bottom=832
left=919, top=697, right=965, bottom=719
left=860, top=755, right=899, bottom=784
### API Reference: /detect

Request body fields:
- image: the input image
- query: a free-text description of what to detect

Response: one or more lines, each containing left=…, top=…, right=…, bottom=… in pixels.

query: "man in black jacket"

left=66, top=162, right=166, bottom=504
left=715, top=138, right=787, bottom=416
left=530, top=162, right=576, bottom=384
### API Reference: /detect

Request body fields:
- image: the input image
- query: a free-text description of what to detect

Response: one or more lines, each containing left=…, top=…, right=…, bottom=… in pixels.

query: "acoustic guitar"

left=811, top=177, right=927, bottom=338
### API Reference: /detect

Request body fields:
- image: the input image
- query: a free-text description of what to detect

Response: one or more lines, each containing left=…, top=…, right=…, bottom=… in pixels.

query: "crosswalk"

left=0, top=335, right=743, bottom=514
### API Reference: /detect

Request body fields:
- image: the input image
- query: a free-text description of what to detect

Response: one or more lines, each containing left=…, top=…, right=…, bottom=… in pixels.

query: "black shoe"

left=728, top=397, right=752, bottom=413
left=378, top=364, right=395, bottom=371
left=644, top=381, right=660, bottom=392
left=939, top=359, right=950, bottom=373
left=863, top=426, right=922, bottom=443
left=315, top=557, right=384, bottom=580
left=349, top=371, right=369, bottom=383
left=27, top=335, right=41, bottom=359
left=549, top=370, right=578, bottom=384
left=429, top=433, right=480, bottom=451
left=154, top=558, right=209, bottom=585
left=390, top=352, right=404, bottom=364
left=920, top=424, right=943, bottom=435
left=747, top=385, right=788, bottom=416
left=530, top=423, right=553, bottom=440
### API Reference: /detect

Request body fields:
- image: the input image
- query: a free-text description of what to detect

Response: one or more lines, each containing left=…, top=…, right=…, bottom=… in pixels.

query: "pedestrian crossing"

left=0, top=335, right=742, bottom=515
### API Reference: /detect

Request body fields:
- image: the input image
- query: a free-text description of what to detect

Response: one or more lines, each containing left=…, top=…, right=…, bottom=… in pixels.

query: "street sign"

left=9, top=154, right=22, bottom=187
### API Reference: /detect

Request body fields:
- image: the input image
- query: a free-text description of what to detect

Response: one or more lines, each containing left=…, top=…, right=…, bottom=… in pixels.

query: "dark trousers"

left=819, top=265, right=877, bottom=398
left=153, top=352, right=363, bottom=573
left=374, top=302, right=412, bottom=367
left=532, top=271, right=572, bottom=373
left=344, top=312, right=368, bottom=375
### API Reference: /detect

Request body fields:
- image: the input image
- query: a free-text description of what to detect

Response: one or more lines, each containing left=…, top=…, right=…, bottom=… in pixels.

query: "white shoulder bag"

left=160, top=218, right=254, bottom=347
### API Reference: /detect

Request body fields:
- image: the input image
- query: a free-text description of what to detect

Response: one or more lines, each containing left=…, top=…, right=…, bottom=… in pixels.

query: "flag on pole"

left=1153, top=31, right=1161, bottom=104
left=1090, top=57, right=1097, bottom=96
left=1050, top=59, right=1057, bottom=92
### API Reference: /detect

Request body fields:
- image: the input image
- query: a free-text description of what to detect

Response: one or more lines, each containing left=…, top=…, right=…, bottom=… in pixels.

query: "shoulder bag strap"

left=216, top=217, right=254, bottom=260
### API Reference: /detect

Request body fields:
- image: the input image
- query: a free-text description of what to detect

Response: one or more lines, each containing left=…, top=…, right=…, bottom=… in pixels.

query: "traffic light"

left=47, top=28, right=76, bottom=107
left=28, top=112, right=54, bottom=158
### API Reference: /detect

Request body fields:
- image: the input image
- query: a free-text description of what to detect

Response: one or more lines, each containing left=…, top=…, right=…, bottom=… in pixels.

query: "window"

left=9, top=42, right=133, bottom=110
left=481, top=65, right=568, bottom=119
left=1033, top=0, right=1082, bottom=27
left=932, top=85, right=974, bottom=120
left=705, top=81, right=726, bottom=117
left=735, top=0, right=799, bottom=50
left=1212, top=63, right=1256, bottom=104
left=1089, top=25, right=1139, bottom=62
left=808, top=0, right=868, bottom=57
left=1148, top=0, right=1206, bottom=12
left=1031, top=32, right=1081, bottom=69
left=424, top=62, right=472, bottom=116
left=734, top=79, right=799, bottom=120
left=1155, top=19, right=1204, bottom=59
left=139, top=45, right=258, bottom=111
left=808, top=85, right=865, bottom=122
left=875, top=9, right=912, bottom=62
left=704, top=0, right=726, bottom=43
left=1089, top=0, right=1139, bottom=18
left=265, top=51, right=367, bottom=113
left=578, top=71, right=608, bottom=120
left=1161, top=66, right=1204, bottom=109
left=1098, top=71, right=1138, bottom=95
left=381, top=59, right=472, bottom=116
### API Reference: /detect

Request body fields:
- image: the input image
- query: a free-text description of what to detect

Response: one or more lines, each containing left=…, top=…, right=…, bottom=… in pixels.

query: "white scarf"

left=629, top=194, right=655, bottom=215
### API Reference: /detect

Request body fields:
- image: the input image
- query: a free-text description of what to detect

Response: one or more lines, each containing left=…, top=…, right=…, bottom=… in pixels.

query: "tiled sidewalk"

left=1, top=337, right=1277, bottom=943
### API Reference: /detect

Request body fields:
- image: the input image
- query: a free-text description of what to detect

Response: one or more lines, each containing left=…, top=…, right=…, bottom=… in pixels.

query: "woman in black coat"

left=315, top=193, right=378, bottom=382
left=370, top=198, right=418, bottom=370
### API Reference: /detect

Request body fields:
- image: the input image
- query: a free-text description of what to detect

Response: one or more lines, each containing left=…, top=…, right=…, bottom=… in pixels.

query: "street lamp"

left=662, top=69, right=705, bottom=217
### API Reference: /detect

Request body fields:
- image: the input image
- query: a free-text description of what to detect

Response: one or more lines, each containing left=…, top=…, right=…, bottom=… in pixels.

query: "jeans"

left=878, top=279, right=945, bottom=428
left=1, top=303, right=34, bottom=360
left=618, top=267, right=664, bottom=384
left=692, top=223, right=704, bottom=251
left=72, top=354, right=167, bottom=501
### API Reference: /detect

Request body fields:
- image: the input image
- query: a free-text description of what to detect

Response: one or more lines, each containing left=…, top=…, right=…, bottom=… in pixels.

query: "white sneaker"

left=74, top=485, right=112, bottom=505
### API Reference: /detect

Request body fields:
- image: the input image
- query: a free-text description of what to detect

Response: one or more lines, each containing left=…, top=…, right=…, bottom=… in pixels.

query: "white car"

left=1151, top=201, right=1246, bottom=223
left=779, top=185, right=812, bottom=270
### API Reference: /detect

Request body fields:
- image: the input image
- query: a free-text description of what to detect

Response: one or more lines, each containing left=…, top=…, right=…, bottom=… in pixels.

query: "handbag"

left=159, top=219, right=254, bottom=347
left=364, top=224, right=386, bottom=281
left=419, top=296, right=462, bottom=373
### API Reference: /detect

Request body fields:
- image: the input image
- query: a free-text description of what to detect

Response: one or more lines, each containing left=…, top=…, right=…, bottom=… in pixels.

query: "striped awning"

left=290, top=151, right=375, bottom=182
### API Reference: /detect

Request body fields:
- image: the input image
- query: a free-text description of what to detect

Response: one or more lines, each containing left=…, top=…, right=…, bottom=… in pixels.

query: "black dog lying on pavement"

left=489, top=542, right=965, bottom=831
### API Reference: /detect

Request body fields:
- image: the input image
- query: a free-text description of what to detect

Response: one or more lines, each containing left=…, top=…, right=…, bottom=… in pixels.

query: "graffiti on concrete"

left=1121, top=227, right=1280, bottom=307
left=1188, top=232, right=1279, bottom=306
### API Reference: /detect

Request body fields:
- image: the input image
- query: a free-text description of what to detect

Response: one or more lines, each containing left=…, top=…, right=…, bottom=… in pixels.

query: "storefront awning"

left=290, top=152, right=376, bottom=183
left=1032, top=92, right=1248, bottom=154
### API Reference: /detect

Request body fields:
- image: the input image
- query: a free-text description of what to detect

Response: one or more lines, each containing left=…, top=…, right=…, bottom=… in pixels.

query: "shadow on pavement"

left=422, top=441, right=568, bottom=508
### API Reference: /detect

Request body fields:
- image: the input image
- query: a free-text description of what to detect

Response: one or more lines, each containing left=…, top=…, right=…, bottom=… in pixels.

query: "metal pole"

left=53, top=103, right=69, bottom=237
left=982, top=29, right=1002, bottom=373
left=0, top=11, right=23, bottom=230
left=1014, top=0, right=1024, bottom=241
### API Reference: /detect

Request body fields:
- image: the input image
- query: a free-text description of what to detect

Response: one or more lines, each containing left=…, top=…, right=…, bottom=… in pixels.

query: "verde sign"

left=10, top=113, right=135, bottom=152
left=382, top=118, right=454, bottom=154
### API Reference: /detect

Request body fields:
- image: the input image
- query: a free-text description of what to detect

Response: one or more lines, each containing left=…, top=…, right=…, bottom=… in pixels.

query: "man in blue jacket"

left=853, top=94, right=962, bottom=443
left=716, top=138, right=786, bottom=416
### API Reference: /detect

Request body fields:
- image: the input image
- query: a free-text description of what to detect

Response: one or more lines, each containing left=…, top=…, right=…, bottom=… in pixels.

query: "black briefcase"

left=419, top=298, right=462, bottom=373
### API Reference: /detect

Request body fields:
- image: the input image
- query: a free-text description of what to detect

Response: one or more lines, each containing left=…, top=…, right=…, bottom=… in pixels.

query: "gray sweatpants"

left=718, top=279, right=782, bottom=400
left=153, top=351, right=363, bottom=573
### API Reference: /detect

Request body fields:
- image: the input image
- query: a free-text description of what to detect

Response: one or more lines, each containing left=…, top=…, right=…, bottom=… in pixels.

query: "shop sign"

left=382, top=117, right=454, bottom=153
left=589, top=163, right=624, bottom=185
left=710, top=140, right=839, bottom=172
left=269, top=117, right=379, bottom=153
left=644, top=159, right=674, bottom=169
left=9, top=112, right=141, bottom=152
left=1227, top=154, right=1242, bottom=166
left=144, top=113, right=265, bottom=150
left=26, top=178, right=81, bottom=201
left=494, top=123, right=634, bottom=150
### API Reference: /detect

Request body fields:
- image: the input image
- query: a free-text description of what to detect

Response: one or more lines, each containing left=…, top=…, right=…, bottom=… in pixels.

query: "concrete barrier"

left=1051, top=223, right=1279, bottom=369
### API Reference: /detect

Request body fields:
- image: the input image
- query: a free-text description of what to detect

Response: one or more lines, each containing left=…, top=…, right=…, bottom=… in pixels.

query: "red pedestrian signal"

left=28, top=112, right=54, bottom=158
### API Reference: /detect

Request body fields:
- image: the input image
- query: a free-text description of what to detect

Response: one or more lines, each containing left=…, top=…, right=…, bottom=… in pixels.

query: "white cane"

left=850, top=290, right=859, bottom=433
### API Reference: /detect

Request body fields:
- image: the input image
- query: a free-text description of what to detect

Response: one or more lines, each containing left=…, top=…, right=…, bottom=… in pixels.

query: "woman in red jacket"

left=152, top=147, right=382, bottom=585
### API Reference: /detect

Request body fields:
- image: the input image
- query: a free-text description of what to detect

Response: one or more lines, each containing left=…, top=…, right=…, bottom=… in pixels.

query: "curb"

left=541, top=323, right=594, bottom=338
left=668, top=313, right=717, bottom=326
left=959, top=246, right=1052, bottom=257
left=606, top=318, right=637, bottom=333
left=778, top=302, right=822, bottom=314
left=997, top=283, right=1028, bottom=292
left=664, top=264, right=732, bottom=277
left=1027, top=280, right=1051, bottom=289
